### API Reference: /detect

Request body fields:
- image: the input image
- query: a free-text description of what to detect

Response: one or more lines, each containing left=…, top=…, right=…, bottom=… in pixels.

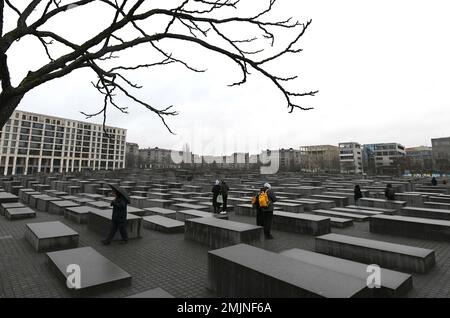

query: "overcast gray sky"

left=5, top=0, right=450, bottom=155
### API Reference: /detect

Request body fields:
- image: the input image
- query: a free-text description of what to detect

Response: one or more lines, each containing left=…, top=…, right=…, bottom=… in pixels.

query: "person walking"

left=102, top=187, right=129, bottom=245
left=431, top=177, right=438, bottom=186
left=259, top=183, right=277, bottom=239
left=384, top=183, right=396, bottom=201
left=354, top=185, right=363, bottom=206
left=211, top=180, right=222, bottom=214
left=220, top=180, right=229, bottom=214
left=252, top=187, right=265, bottom=227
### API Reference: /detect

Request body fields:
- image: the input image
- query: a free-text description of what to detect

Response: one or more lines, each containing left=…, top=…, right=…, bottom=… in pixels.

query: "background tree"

left=0, top=0, right=317, bottom=133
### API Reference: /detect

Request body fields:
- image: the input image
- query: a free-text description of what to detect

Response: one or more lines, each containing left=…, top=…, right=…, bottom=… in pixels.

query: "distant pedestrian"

left=354, top=185, right=363, bottom=206
left=252, top=187, right=265, bottom=227
left=259, top=183, right=277, bottom=240
left=211, top=180, right=222, bottom=214
left=384, top=183, right=396, bottom=201
left=443, top=176, right=448, bottom=185
left=431, top=177, right=438, bottom=186
left=220, top=180, right=229, bottom=214
left=102, top=188, right=129, bottom=245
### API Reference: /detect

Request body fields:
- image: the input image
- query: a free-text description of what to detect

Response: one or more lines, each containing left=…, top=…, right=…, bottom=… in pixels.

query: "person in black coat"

left=253, top=187, right=265, bottom=227
left=220, top=180, right=230, bottom=214
left=102, top=189, right=128, bottom=245
left=431, top=177, right=438, bottom=186
left=384, top=184, right=396, bottom=201
left=261, top=183, right=277, bottom=239
left=211, top=180, right=222, bottom=214
left=354, top=185, right=363, bottom=205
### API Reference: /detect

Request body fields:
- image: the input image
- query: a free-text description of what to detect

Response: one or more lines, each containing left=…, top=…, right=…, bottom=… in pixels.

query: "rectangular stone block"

left=146, top=199, right=174, bottom=209
left=280, top=248, right=413, bottom=298
left=143, top=215, right=185, bottom=233
left=310, top=194, right=349, bottom=208
left=36, top=196, right=62, bottom=212
left=18, top=188, right=35, bottom=202
left=21, top=191, right=41, bottom=205
left=46, top=247, right=131, bottom=292
left=235, top=204, right=256, bottom=217
left=64, top=206, right=95, bottom=224
left=0, top=192, right=19, bottom=204
left=370, top=214, right=450, bottom=241
left=5, top=207, right=36, bottom=220
left=143, top=207, right=177, bottom=219
left=360, top=198, right=407, bottom=212
left=0, top=202, right=25, bottom=216
left=86, top=200, right=112, bottom=210
left=272, top=211, right=331, bottom=235
left=315, top=233, right=435, bottom=274
left=25, top=221, right=79, bottom=252
left=185, top=217, right=262, bottom=249
left=274, top=202, right=304, bottom=213
left=312, top=209, right=369, bottom=222
left=176, top=209, right=228, bottom=222
left=208, top=244, right=370, bottom=298
left=171, top=203, right=210, bottom=212
left=400, top=207, right=450, bottom=221
left=48, top=200, right=80, bottom=215
left=129, top=196, right=153, bottom=209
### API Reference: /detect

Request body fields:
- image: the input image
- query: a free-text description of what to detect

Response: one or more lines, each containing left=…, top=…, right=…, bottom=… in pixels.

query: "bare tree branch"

left=0, top=0, right=317, bottom=133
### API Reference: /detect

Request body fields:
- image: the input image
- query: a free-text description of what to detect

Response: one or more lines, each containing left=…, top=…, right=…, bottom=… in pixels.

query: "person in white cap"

left=211, top=179, right=222, bottom=214
left=260, top=182, right=277, bottom=239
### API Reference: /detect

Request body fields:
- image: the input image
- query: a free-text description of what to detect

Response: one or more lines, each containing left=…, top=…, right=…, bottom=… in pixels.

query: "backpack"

left=258, top=190, right=270, bottom=208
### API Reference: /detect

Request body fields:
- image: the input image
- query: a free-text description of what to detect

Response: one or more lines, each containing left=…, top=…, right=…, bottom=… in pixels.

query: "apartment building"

left=339, top=142, right=363, bottom=174
left=362, top=143, right=405, bottom=175
left=300, top=145, right=340, bottom=173
left=405, top=146, right=433, bottom=173
left=431, top=137, right=450, bottom=173
left=0, top=110, right=126, bottom=175
left=125, top=142, right=140, bottom=168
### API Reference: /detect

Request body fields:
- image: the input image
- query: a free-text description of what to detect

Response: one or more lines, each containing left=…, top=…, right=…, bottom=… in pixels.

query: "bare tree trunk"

left=0, top=0, right=4, bottom=38
left=0, top=92, right=24, bottom=128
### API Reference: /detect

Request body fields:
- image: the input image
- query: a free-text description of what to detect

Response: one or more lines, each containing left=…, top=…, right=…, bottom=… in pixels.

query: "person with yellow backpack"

left=252, top=183, right=277, bottom=239
left=252, top=187, right=265, bottom=228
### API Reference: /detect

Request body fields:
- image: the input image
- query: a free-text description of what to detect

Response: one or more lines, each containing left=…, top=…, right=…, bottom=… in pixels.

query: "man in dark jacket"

left=431, top=177, right=438, bottom=186
left=220, top=180, right=230, bottom=214
left=102, top=189, right=128, bottom=245
left=211, top=180, right=222, bottom=214
left=354, top=185, right=363, bottom=206
left=261, top=183, right=277, bottom=239
left=384, top=184, right=396, bottom=201
left=253, top=187, right=265, bottom=227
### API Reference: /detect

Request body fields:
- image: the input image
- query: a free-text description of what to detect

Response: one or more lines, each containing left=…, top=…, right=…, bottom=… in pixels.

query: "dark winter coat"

left=385, top=188, right=396, bottom=201
left=212, top=184, right=222, bottom=199
left=111, top=196, right=127, bottom=222
left=221, top=182, right=230, bottom=197
left=354, top=188, right=363, bottom=201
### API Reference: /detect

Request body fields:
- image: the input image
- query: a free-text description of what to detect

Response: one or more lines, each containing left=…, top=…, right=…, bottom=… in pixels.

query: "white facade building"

left=0, top=110, right=126, bottom=175
left=339, top=142, right=363, bottom=174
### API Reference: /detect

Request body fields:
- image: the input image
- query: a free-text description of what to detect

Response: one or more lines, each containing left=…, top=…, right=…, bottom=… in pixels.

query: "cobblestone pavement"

left=1, top=207, right=450, bottom=298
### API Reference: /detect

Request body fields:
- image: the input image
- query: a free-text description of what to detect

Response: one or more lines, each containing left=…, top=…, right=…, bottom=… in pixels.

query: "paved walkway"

left=1, top=209, right=450, bottom=297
